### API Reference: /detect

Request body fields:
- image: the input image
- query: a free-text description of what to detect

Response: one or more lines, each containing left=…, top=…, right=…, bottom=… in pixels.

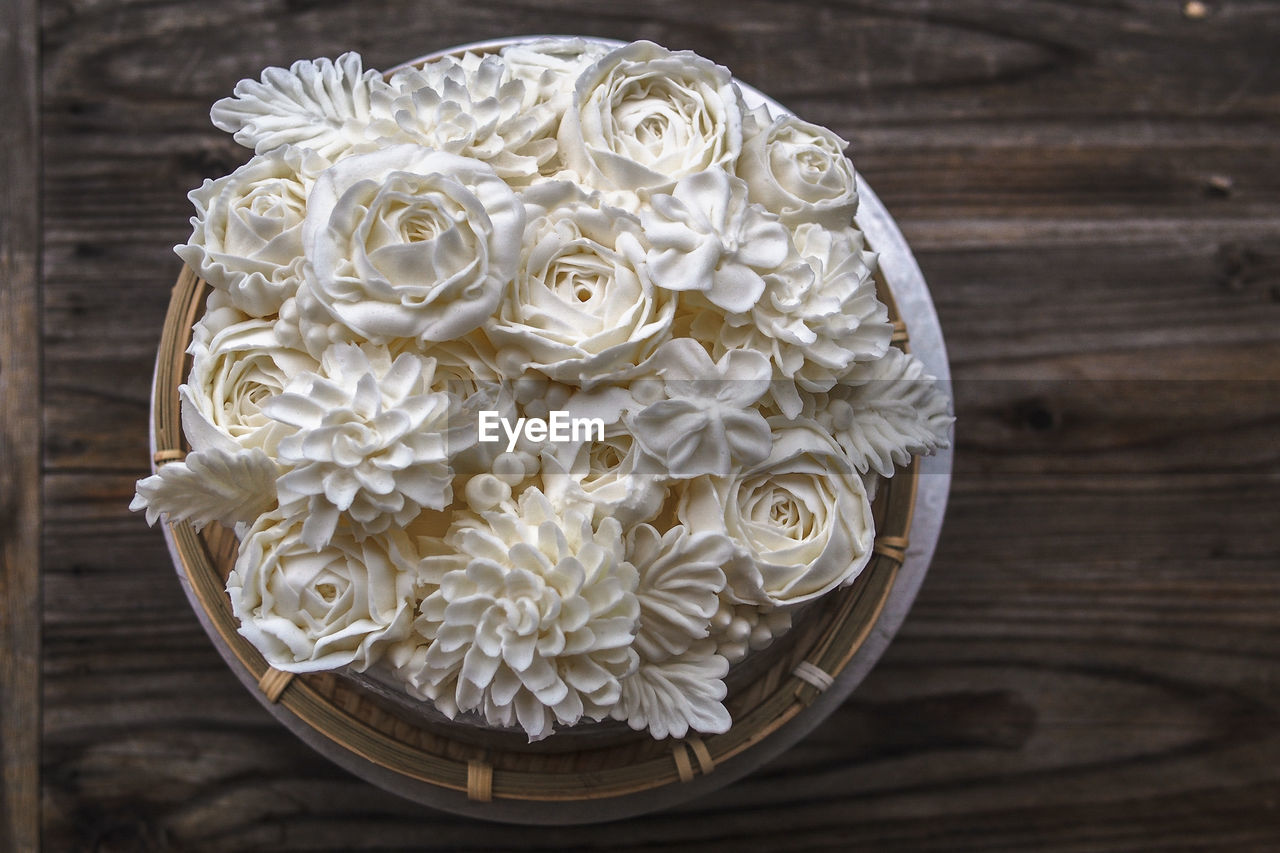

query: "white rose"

left=558, top=41, right=743, bottom=191
left=485, top=182, right=675, bottom=385
left=228, top=512, right=419, bottom=673
left=180, top=310, right=319, bottom=456
left=676, top=419, right=874, bottom=606
left=175, top=145, right=321, bottom=316
left=302, top=145, right=524, bottom=344
left=737, top=110, right=859, bottom=227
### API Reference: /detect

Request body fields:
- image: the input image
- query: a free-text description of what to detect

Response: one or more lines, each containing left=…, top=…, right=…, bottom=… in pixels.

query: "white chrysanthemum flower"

left=262, top=343, right=460, bottom=548
left=694, top=223, right=892, bottom=418
left=408, top=488, right=640, bottom=741
left=375, top=54, right=558, bottom=183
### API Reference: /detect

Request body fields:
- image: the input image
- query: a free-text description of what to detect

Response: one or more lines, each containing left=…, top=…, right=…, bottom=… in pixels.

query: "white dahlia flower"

left=408, top=488, right=640, bottom=740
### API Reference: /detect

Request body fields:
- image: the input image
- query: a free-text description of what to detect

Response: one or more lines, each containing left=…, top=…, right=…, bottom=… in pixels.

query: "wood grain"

left=31, top=0, right=1280, bottom=850
left=1, top=0, right=42, bottom=849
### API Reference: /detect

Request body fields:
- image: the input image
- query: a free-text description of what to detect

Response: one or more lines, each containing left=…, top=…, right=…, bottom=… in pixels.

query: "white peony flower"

left=175, top=146, right=323, bottom=317
left=677, top=419, right=874, bottom=607
left=408, top=488, right=640, bottom=741
left=180, top=310, right=319, bottom=456
left=228, top=512, right=419, bottom=672
left=374, top=54, right=558, bottom=183
left=643, top=169, right=796, bottom=314
left=558, top=41, right=743, bottom=191
left=628, top=339, right=773, bottom=479
left=301, top=145, right=524, bottom=346
left=210, top=53, right=391, bottom=161
left=263, top=343, right=461, bottom=549
left=737, top=107, right=860, bottom=228
left=694, top=222, right=892, bottom=418
left=486, top=181, right=676, bottom=385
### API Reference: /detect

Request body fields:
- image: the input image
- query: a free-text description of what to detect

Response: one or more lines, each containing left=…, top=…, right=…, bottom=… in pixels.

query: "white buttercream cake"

left=133, top=38, right=952, bottom=741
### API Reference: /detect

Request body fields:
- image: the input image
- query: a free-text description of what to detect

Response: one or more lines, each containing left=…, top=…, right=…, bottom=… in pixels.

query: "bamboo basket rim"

left=149, top=38, right=953, bottom=823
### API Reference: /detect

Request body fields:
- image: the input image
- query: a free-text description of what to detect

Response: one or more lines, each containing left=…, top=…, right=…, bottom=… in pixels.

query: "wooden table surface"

left=3, top=1, right=1279, bottom=850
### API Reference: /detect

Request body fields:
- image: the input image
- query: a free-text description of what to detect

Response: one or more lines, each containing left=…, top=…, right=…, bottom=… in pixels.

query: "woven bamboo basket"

left=147, top=38, right=946, bottom=823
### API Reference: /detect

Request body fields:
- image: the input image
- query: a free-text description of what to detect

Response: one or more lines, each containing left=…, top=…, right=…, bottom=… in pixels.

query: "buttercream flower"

left=541, top=423, right=669, bottom=527
left=175, top=145, right=322, bottom=317
left=485, top=182, right=675, bottom=385
left=409, top=488, right=640, bottom=740
left=302, top=145, right=524, bottom=344
left=695, top=222, right=892, bottom=417
left=643, top=169, right=796, bottom=313
left=374, top=54, right=558, bottom=183
left=628, top=339, right=773, bottom=479
left=227, top=512, right=419, bottom=672
left=627, top=523, right=731, bottom=661
left=612, top=640, right=731, bottom=739
left=558, top=41, right=743, bottom=191
left=499, top=38, right=611, bottom=112
left=181, top=311, right=319, bottom=455
left=737, top=107, right=860, bottom=227
left=676, top=419, right=874, bottom=606
left=263, top=343, right=461, bottom=548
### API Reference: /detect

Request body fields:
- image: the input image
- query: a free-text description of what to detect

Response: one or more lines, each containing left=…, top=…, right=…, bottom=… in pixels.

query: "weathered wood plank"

left=0, top=0, right=42, bottom=848
left=36, top=0, right=1280, bottom=848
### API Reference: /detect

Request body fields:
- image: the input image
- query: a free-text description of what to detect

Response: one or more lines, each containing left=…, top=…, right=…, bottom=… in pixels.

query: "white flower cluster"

left=133, top=39, right=952, bottom=742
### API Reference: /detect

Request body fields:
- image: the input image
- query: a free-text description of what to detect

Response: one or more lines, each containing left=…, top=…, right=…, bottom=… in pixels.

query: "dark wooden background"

left=2, top=0, right=1279, bottom=850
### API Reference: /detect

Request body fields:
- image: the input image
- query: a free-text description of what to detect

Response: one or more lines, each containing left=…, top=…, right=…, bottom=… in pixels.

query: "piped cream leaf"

left=210, top=53, right=388, bottom=160
left=611, top=641, right=731, bottom=739
left=130, top=447, right=279, bottom=529
left=825, top=348, right=953, bottom=478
